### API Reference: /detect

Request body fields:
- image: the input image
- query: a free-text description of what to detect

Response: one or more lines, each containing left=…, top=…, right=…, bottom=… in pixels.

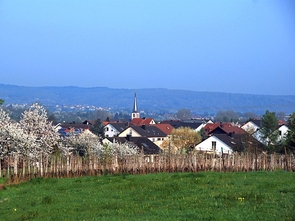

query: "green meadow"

left=0, top=171, right=294, bottom=221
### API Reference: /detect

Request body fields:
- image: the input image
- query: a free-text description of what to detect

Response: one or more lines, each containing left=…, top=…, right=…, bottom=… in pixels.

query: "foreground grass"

left=0, top=171, right=295, bottom=221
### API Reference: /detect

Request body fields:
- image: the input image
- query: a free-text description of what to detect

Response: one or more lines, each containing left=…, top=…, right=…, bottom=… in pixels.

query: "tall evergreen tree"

left=286, top=112, right=295, bottom=153
left=90, top=119, right=105, bottom=138
left=260, top=110, right=279, bottom=151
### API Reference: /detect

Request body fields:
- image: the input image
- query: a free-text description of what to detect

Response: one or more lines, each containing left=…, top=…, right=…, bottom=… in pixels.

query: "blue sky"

left=0, top=0, right=294, bottom=95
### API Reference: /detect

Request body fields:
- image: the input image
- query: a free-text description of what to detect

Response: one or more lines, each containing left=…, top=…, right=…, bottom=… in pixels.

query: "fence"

left=1, top=152, right=294, bottom=183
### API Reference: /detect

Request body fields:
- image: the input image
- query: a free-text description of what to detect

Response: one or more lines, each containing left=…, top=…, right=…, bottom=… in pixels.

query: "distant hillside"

left=1, top=84, right=295, bottom=114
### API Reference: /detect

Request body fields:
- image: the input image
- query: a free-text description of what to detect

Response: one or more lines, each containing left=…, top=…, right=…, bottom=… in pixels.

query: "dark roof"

left=251, top=119, right=262, bottom=128
left=160, top=120, right=181, bottom=127
left=132, top=137, right=162, bottom=154
left=82, top=120, right=93, bottom=125
left=59, top=123, right=90, bottom=130
left=144, top=125, right=167, bottom=137
left=127, top=125, right=167, bottom=137
left=105, top=137, right=162, bottom=155
left=173, top=122, right=202, bottom=129
left=214, top=134, right=236, bottom=149
left=214, top=133, right=264, bottom=152
left=108, top=123, right=129, bottom=133
left=160, top=120, right=202, bottom=130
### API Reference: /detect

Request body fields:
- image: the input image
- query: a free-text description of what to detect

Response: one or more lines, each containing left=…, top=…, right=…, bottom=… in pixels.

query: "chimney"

left=229, top=131, right=235, bottom=137
left=220, top=122, right=223, bottom=128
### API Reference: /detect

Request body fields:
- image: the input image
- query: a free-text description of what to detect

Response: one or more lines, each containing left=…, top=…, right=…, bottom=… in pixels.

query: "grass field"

left=0, top=171, right=295, bottom=220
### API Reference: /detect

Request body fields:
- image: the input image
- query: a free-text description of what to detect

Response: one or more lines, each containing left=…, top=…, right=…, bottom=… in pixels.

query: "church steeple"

left=132, top=92, right=140, bottom=119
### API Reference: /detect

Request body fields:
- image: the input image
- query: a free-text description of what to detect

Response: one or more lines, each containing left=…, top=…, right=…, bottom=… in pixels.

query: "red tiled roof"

left=153, top=124, right=174, bottom=135
left=204, top=122, right=244, bottom=135
left=132, top=118, right=154, bottom=126
left=218, top=125, right=246, bottom=135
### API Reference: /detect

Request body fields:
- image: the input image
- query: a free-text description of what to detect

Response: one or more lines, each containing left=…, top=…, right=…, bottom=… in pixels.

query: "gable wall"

left=104, top=124, right=120, bottom=137
left=119, top=128, right=142, bottom=137
left=195, top=136, right=233, bottom=155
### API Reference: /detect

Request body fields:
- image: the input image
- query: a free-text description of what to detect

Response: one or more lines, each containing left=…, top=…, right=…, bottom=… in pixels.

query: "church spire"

left=133, top=92, right=138, bottom=112
left=132, top=92, right=140, bottom=119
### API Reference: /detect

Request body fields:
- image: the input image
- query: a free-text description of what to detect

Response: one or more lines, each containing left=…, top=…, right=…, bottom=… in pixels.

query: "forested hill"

left=1, top=84, right=295, bottom=114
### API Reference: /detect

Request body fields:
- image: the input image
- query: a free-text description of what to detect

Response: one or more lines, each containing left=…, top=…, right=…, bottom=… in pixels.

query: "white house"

left=277, top=124, right=289, bottom=142
left=104, top=123, right=128, bottom=137
left=241, top=120, right=264, bottom=142
left=256, top=124, right=289, bottom=145
left=195, top=134, right=234, bottom=155
left=241, top=120, right=261, bottom=133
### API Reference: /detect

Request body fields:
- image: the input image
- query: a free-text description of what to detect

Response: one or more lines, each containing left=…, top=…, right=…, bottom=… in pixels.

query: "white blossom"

left=0, top=109, right=36, bottom=157
left=19, top=103, right=60, bottom=157
left=62, top=131, right=138, bottom=158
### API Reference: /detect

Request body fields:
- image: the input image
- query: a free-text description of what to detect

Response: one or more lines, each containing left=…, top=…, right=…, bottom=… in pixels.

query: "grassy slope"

left=0, top=172, right=295, bottom=221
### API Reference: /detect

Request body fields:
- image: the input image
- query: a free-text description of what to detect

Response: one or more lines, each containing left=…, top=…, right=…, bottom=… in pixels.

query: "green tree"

left=90, top=119, right=105, bottom=138
left=48, top=113, right=57, bottom=125
left=214, top=110, right=240, bottom=122
left=276, top=111, right=286, bottom=121
left=243, top=112, right=259, bottom=120
left=285, top=112, right=295, bottom=153
left=260, top=110, right=279, bottom=151
left=0, top=99, right=4, bottom=105
left=93, top=110, right=112, bottom=121
left=176, top=109, right=192, bottom=120
left=198, top=127, right=207, bottom=141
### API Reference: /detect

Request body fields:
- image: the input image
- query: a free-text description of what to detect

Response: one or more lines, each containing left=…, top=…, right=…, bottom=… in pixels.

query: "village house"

left=102, top=136, right=162, bottom=155
left=104, top=122, right=129, bottom=137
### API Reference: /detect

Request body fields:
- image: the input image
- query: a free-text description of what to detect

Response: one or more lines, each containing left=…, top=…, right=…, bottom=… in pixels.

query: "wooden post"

left=22, top=157, right=26, bottom=178
left=27, top=157, right=30, bottom=176
left=7, top=156, right=10, bottom=177
left=66, top=155, right=70, bottom=177
left=255, top=147, right=257, bottom=171
left=284, top=147, right=289, bottom=172
left=221, top=147, right=224, bottom=172
left=40, top=153, right=43, bottom=177
left=12, top=155, right=17, bottom=182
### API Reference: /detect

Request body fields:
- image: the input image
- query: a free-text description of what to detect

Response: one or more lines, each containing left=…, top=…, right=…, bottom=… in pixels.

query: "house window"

left=279, top=131, right=282, bottom=136
left=106, top=127, right=109, bottom=131
left=212, top=141, right=216, bottom=151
